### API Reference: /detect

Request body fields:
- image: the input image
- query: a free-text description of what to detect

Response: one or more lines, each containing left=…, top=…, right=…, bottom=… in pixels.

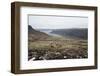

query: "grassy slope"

left=28, top=36, right=88, bottom=61
left=28, top=25, right=88, bottom=61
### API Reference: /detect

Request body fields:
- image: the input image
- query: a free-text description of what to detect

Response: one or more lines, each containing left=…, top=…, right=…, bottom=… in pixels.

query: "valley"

left=28, top=25, right=88, bottom=61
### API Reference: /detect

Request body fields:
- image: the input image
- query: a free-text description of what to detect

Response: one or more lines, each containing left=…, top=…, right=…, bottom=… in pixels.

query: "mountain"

left=51, top=28, right=88, bottom=39
left=28, top=25, right=49, bottom=41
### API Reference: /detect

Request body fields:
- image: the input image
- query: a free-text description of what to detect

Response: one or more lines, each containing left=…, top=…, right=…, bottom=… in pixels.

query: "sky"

left=28, top=15, right=88, bottom=29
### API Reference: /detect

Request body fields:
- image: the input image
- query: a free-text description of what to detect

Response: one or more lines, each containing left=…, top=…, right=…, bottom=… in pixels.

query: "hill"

left=51, top=28, right=88, bottom=39
left=28, top=25, right=49, bottom=41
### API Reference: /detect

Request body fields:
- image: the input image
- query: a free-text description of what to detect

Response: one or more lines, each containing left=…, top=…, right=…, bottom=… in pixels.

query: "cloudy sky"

left=28, top=15, right=88, bottom=29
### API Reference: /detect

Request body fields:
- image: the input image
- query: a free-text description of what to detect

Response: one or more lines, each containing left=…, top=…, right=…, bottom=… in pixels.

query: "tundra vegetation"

left=28, top=25, right=88, bottom=61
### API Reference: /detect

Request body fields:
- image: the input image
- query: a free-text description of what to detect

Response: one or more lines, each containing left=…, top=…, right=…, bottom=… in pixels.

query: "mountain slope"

left=28, top=25, right=49, bottom=41
left=51, top=28, right=88, bottom=39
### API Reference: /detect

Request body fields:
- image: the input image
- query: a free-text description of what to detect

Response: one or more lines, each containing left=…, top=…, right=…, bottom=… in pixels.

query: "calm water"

left=38, top=29, right=62, bottom=37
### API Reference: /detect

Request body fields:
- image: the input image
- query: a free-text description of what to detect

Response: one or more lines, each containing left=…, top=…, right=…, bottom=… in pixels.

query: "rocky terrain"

left=28, top=25, right=88, bottom=61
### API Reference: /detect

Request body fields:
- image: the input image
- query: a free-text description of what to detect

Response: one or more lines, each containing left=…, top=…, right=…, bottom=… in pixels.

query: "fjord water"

left=37, top=29, right=62, bottom=37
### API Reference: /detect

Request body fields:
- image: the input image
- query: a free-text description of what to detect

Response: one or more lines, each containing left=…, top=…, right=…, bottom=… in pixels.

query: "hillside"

left=28, top=25, right=49, bottom=41
left=51, top=28, right=88, bottom=39
left=28, top=26, right=88, bottom=61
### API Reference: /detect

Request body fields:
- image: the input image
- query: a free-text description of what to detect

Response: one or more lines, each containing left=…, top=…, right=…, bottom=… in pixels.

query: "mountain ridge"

left=50, top=28, right=88, bottom=39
